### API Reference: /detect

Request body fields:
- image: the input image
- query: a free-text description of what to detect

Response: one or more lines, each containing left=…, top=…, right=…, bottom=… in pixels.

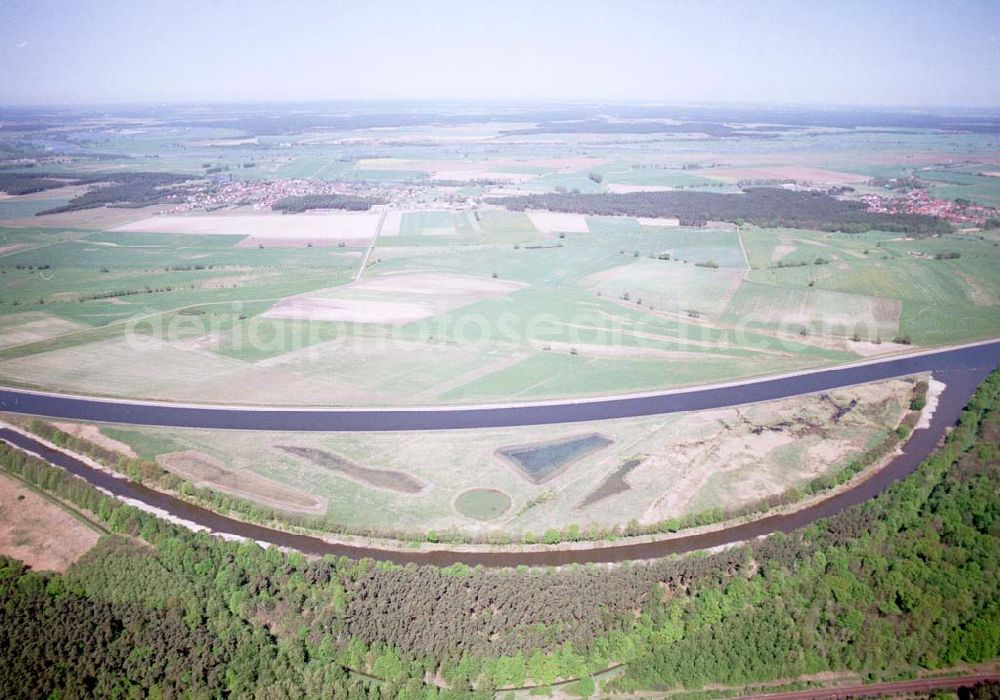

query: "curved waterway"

left=0, top=342, right=997, bottom=431
left=1, top=364, right=995, bottom=567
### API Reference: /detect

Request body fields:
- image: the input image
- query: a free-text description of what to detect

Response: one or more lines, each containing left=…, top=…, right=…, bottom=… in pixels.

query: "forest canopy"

left=273, top=193, right=383, bottom=213
left=35, top=172, right=198, bottom=215
left=0, top=368, right=998, bottom=697
left=496, top=187, right=953, bottom=235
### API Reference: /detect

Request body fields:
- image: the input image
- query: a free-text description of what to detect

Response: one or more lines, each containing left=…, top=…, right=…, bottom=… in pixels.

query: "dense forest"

left=497, top=187, right=953, bottom=235
left=0, top=171, right=195, bottom=211
left=0, top=171, right=88, bottom=195
left=35, top=171, right=198, bottom=214
left=273, top=194, right=383, bottom=213
left=0, top=368, right=998, bottom=697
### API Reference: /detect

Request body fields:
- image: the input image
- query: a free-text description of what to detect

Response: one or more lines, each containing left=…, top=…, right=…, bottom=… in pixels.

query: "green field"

left=3, top=97, right=999, bottom=699
left=920, top=169, right=1000, bottom=207
left=399, top=210, right=457, bottom=236
left=597, top=163, right=719, bottom=188
left=0, top=116, right=996, bottom=408
left=454, top=489, right=512, bottom=521
left=0, top=213, right=995, bottom=405
left=520, top=171, right=606, bottom=193
left=739, top=226, right=1000, bottom=343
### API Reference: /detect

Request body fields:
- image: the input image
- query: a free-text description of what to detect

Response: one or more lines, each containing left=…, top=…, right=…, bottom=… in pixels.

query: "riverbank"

left=0, top=365, right=992, bottom=567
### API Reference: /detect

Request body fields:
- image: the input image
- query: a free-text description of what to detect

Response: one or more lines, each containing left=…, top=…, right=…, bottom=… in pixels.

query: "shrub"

left=569, top=676, right=596, bottom=696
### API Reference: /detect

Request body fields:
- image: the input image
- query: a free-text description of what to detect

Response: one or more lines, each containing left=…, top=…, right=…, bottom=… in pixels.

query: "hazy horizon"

left=3, top=97, right=1000, bottom=114
left=2, top=0, right=999, bottom=108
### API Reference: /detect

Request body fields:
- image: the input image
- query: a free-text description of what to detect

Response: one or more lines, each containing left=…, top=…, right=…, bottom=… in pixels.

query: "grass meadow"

left=0, top=213, right=995, bottom=405
left=47, top=375, right=915, bottom=538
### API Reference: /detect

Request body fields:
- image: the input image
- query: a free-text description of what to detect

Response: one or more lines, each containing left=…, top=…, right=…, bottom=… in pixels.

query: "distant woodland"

left=273, top=194, right=383, bottom=213
left=0, top=171, right=197, bottom=214
left=1, top=368, right=997, bottom=697
left=0, top=171, right=82, bottom=196
left=37, top=172, right=196, bottom=214
left=498, top=187, right=953, bottom=235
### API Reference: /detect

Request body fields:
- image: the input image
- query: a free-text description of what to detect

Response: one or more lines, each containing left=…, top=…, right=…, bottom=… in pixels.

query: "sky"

left=1, top=0, right=998, bottom=108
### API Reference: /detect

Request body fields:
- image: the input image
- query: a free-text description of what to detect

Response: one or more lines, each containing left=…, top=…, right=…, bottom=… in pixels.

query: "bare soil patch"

left=771, top=243, right=796, bottom=262
left=158, top=450, right=325, bottom=515
left=0, top=184, right=91, bottom=202
left=637, top=216, right=681, bottom=227
left=431, top=170, right=534, bottom=183
left=277, top=445, right=426, bottom=494
left=188, top=137, right=259, bottom=147
left=959, top=271, right=997, bottom=306
left=0, top=243, right=30, bottom=256
left=636, top=378, right=914, bottom=522
left=606, top=183, right=677, bottom=193
left=579, top=455, right=646, bottom=508
left=52, top=422, right=136, bottom=457
left=380, top=210, right=403, bottom=236
left=0, top=472, right=100, bottom=572
left=848, top=339, right=916, bottom=357
left=115, top=212, right=382, bottom=242
left=5, top=204, right=164, bottom=229
left=704, top=166, right=871, bottom=185
left=264, top=272, right=526, bottom=324
left=527, top=211, right=591, bottom=233
left=916, top=378, right=946, bottom=430
left=0, top=312, right=86, bottom=349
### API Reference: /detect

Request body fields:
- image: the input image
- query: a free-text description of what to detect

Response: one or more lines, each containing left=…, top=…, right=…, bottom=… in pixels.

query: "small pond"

left=496, top=433, right=613, bottom=483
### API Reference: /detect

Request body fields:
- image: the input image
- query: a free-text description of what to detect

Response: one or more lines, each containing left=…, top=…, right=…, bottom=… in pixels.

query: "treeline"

left=0, top=446, right=408, bottom=698
left=75, top=285, right=178, bottom=302
left=272, top=194, right=384, bottom=213
left=611, top=369, right=1000, bottom=691
left=0, top=434, right=750, bottom=695
left=0, top=555, right=236, bottom=697
left=36, top=172, right=197, bottom=215
left=0, top=171, right=74, bottom=195
left=1, top=369, right=998, bottom=695
left=497, top=187, right=952, bottom=236
left=0, top=171, right=196, bottom=211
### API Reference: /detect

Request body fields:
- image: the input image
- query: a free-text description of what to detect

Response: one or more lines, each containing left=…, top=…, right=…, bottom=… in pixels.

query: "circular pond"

left=454, top=488, right=512, bottom=521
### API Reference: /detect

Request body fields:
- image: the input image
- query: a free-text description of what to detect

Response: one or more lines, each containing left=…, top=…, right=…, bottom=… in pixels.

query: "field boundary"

left=355, top=209, right=386, bottom=281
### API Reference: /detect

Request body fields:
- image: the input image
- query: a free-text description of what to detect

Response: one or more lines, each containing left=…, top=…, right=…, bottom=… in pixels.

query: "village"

left=860, top=187, right=997, bottom=226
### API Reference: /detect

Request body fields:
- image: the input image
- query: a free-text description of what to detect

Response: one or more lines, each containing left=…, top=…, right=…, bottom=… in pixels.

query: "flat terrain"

left=0, top=115, right=996, bottom=407
left=115, top=211, right=383, bottom=244
left=0, top=218, right=995, bottom=405
left=67, top=375, right=917, bottom=537
left=264, top=272, right=526, bottom=324
left=0, top=471, right=100, bottom=571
